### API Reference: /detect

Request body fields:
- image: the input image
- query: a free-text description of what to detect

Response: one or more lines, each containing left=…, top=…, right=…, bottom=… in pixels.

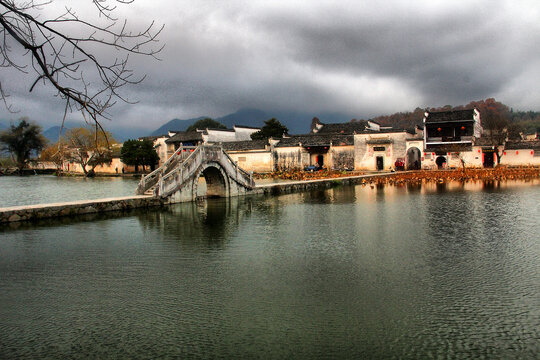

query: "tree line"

left=363, top=98, right=540, bottom=136
left=1, top=118, right=159, bottom=175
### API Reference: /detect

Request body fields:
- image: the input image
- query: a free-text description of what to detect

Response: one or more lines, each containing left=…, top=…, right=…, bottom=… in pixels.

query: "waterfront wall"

left=4, top=169, right=537, bottom=224
left=0, top=173, right=396, bottom=224
left=0, top=196, right=166, bottom=223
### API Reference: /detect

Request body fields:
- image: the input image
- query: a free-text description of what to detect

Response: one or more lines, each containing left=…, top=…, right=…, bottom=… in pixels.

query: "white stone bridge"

left=136, top=144, right=256, bottom=202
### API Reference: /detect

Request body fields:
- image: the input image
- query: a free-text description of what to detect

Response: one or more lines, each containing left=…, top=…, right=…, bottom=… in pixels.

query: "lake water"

left=0, top=175, right=141, bottom=207
left=0, top=180, right=539, bottom=358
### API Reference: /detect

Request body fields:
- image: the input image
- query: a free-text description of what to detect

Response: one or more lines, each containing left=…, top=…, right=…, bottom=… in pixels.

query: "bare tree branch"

left=0, top=0, right=163, bottom=131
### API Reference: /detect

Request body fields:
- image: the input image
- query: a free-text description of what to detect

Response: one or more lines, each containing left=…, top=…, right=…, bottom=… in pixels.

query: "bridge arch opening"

left=196, top=165, right=228, bottom=199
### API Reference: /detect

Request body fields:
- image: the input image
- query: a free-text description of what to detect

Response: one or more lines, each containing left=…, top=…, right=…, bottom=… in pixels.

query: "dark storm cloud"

left=250, top=1, right=539, bottom=107
left=1, top=0, right=540, bottom=131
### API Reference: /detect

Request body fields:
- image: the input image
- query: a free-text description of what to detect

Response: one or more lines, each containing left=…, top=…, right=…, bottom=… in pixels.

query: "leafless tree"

left=0, top=0, right=163, bottom=134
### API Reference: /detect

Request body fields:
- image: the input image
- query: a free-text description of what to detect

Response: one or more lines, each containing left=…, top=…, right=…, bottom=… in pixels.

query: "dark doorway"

left=435, top=156, right=446, bottom=169
left=406, top=147, right=422, bottom=170
left=376, top=156, right=384, bottom=171
left=483, top=151, right=494, bottom=168
left=316, top=155, right=324, bottom=168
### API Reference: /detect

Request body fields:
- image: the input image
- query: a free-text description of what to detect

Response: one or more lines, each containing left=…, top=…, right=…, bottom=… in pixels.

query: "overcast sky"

left=1, top=0, right=540, bottom=131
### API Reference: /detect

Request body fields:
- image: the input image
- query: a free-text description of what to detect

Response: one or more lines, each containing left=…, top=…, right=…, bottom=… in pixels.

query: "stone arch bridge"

left=136, top=145, right=255, bottom=202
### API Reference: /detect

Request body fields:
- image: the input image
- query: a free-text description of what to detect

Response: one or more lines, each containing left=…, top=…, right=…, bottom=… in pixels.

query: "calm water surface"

left=0, top=175, right=140, bottom=207
left=0, top=181, right=539, bottom=358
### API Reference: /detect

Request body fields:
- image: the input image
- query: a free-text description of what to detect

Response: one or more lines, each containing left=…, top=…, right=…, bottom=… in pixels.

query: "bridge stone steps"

left=136, top=144, right=255, bottom=202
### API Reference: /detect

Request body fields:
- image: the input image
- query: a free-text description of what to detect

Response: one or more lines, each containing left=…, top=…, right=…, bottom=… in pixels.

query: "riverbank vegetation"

left=254, top=167, right=540, bottom=184
left=363, top=167, right=540, bottom=186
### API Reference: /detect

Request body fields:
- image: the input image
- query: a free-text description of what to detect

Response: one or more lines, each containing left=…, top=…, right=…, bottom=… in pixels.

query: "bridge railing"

left=136, top=145, right=198, bottom=195
left=158, top=145, right=205, bottom=197
left=144, top=144, right=255, bottom=198
left=220, top=148, right=255, bottom=188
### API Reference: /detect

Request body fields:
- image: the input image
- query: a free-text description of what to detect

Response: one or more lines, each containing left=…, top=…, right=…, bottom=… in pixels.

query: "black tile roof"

left=356, top=128, right=409, bottom=134
left=474, top=137, right=500, bottom=146
left=275, top=134, right=354, bottom=147
left=221, top=140, right=268, bottom=151
left=425, top=109, right=476, bottom=123
left=234, top=125, right=260, bottom=130
left=138, top=135, right=163, bottom=141
left=165, top=131, right=203, bottom=144
left=313, top=120, right=369, bottom=134
left=425, top=143, right=473, bottom=152
left=366, top=138, right=393, bottom=145
left=205, top=128, right=235, bottom=132
left=505, top=140, right=540, bottom=150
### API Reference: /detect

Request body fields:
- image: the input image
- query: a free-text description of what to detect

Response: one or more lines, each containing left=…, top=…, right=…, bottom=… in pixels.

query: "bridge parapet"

left=136, top=144, right=255, bottom=202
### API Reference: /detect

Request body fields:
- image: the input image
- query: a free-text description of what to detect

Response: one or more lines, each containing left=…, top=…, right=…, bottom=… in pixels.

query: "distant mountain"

left=42, top=126, right=65, bottom=144
left=41, top=122, right=147, bottom=144
left=150, top=116, right=208, bottom=136
left=150, top=108, right=355, bottom=136
left=216, top=108, right=269, bottom=129
left=41, top=122, right=84, bottom=144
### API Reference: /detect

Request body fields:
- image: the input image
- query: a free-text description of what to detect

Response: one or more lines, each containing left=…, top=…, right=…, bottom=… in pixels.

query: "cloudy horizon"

left=1, top=0, right=540, bottom=132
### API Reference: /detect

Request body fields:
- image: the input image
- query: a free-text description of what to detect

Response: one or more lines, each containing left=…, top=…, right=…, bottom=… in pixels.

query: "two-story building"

left=423, top=109, right=483, bottom=168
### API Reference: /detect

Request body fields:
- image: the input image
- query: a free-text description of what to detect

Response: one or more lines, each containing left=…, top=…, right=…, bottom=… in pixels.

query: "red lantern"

left=437, top=127, right=442, bottom=131
left=516, top=151, right=519, bottom=155
left=478, top=149, right=481, bottom=153
left=461, top=126, right=466, bottom=130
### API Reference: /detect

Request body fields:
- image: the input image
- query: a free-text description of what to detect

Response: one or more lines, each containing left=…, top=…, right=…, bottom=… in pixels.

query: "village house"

left=423, top=108, right=483, bottom=169
left=500, top=140, right=540, bottom=166
left=310, top=117, right=381, bottom=134
left=61, top=143, right=136, bottom=174
left=222, top=140, right=273, bottom=173
left=354, top=128, right=423, bottom=171
left=157, top=125, right=261, bottom=165
left=133, top=109, right=539, bottom=175
left=273, top=134, right=355, bottom=170
left=209, top=117, right=420, bottom=172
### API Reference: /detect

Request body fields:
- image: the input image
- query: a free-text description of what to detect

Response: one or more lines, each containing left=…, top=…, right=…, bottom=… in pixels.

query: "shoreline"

left=1, top=168, right=538, bottom=225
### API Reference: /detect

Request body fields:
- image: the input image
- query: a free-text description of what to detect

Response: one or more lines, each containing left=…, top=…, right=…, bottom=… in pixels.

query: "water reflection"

left=0, top=180, right=538, bottom=358
left=135, top=197, right=262, bottom=250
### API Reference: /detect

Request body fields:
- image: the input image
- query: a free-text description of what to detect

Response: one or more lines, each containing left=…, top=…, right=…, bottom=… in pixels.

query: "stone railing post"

left=159, top=172, right=163, bottom=196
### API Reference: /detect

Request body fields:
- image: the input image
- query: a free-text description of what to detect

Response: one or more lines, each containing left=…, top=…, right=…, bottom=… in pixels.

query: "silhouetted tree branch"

left=0, top=0, right=163, bottom=129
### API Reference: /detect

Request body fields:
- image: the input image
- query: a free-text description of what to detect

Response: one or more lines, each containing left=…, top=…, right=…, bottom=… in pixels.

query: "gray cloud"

left=1, top=0, right=540, bottom=132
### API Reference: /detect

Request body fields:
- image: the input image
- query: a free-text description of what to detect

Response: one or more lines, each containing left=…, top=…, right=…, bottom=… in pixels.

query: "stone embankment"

left=1, top=168, right=538, bottom=224
left=0, top=196, right=165, bottom=224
